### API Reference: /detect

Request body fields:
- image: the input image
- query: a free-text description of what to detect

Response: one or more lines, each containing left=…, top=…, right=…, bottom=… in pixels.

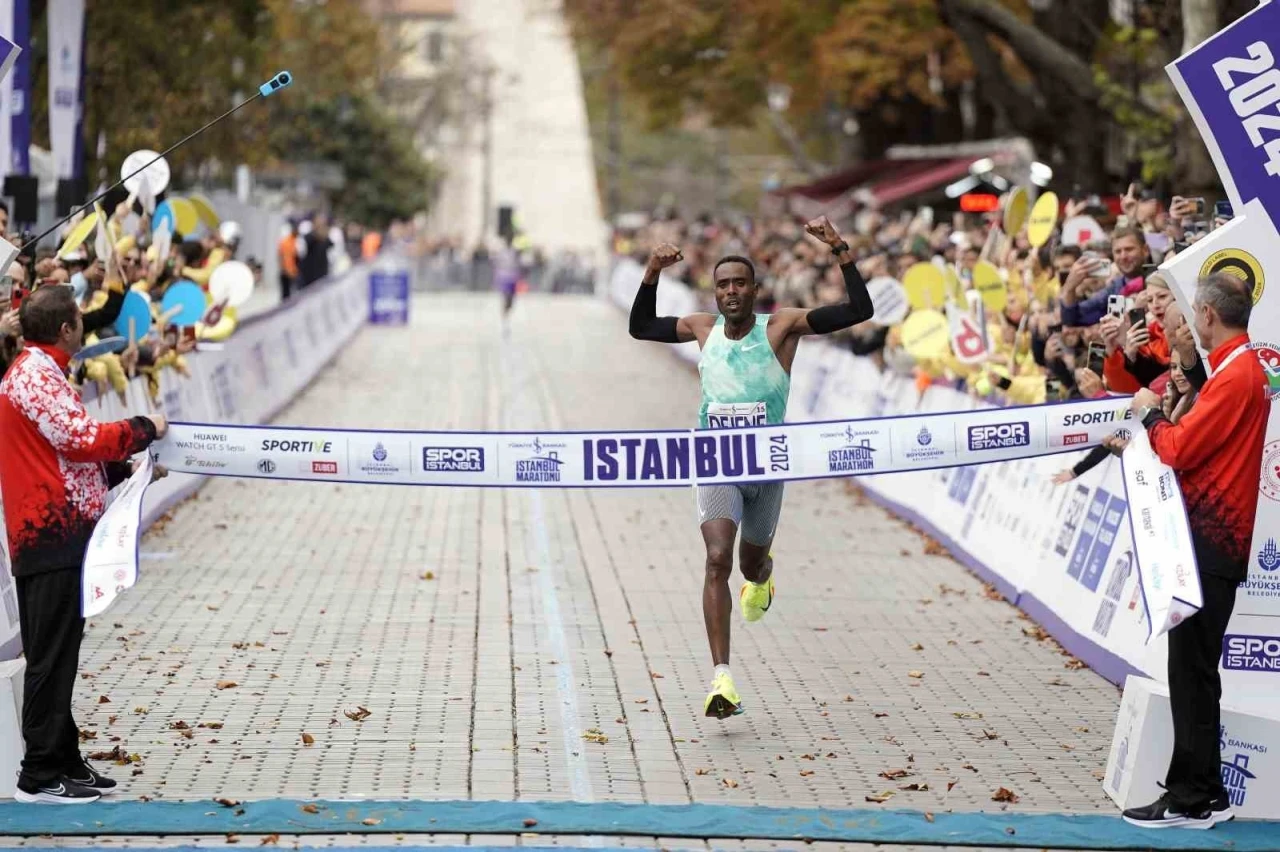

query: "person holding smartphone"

left=1100, top=274, right=1175, bottom=394
left=1060, top=226, right=1149, bottom=327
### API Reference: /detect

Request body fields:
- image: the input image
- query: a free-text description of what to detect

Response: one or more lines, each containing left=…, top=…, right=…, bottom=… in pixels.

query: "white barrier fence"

left=608, top=257, right=1166, bottom=685
left=0, top=261, right=373, bottom=663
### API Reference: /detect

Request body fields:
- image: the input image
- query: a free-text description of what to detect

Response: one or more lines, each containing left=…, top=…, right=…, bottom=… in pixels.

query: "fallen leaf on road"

left=695, top=768, right=710, bottom=776
left=362, top=818, right=381, bottom=826
left=421, top=572, right=435, bottom=580
left=344, top=706, right=372, bottom=722
left=198, top=721, right=224, bottom=729
left=1022, top=626, right=1049, bottom=641
left=583, top=729, right=608, bottom=744
left=953, top=712, right=983, bottom=719
left=260, top=835, right=279, bottom=846
left=962, top=763, right=977, bottom=772
left=875, top=712, right=889, bottom=718
left=301, top=733, right=315, bottom=745
left=722, top=778, right=739, bottom=788
left=214, top=797, right=240, bottom=807
left=947, top=781, right=958, bottom=792
left=1064, top=658, right=1087, bottom=670
left=650, top=672, right=664, bottom=679
left=300, top=804, right=320, bottom=814
left=523, top=819, right=538, bottom=828
left=992, top=787, right=1019, bottom=803
left=899, top=783, right=930, bottom=791
left=215, top=681, right=238, bottom=690
left=170, top=721, right=190, bottom=730
left=865, top=791, right=894, bottom=804
left=879, top=769, right=912, bottom=780
left=98, top=695, right=111, bottom=704
left=799, top=770, right=815, bottom=777
left=910, top=642, right=924, bottom=651
left=980, top=729, right=998, bottom=740
left=907, top=671, right=924, bottom=679
left=924, top=812, right=935, bottom=823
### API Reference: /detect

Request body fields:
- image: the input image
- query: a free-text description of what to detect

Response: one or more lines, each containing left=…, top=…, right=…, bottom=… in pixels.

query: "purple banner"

left=1167, top=1, right=1280, bottom=224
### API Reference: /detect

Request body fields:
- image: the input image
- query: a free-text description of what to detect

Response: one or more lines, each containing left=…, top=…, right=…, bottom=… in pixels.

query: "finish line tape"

left=155, top=396, right=1139, bottom=489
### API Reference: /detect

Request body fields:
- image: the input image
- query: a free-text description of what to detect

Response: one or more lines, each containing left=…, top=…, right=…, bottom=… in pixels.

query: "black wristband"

left=830, top=241, right=850, bottom=255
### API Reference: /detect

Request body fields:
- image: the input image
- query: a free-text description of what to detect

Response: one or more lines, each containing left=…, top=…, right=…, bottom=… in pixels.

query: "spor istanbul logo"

left=509, top=436, right=567, bottom=483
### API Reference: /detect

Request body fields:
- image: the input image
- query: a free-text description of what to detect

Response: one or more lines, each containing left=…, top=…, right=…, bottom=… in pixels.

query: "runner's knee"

left=705, top=544, right=733, bottom=578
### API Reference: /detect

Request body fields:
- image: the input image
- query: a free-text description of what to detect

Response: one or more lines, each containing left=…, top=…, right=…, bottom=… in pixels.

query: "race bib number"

left=707, top=402, right=767, bottom=429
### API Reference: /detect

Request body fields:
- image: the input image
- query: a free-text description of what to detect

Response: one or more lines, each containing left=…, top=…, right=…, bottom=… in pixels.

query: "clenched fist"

left=646, top=243, right=683, bottom=275
left=804, top=216, right=842, bottom=248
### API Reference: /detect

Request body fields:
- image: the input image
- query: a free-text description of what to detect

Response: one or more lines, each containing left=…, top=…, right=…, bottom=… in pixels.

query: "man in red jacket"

left=1122, top=272, right=1269, bottom=830
left=0, top=286, right=166, bottom=804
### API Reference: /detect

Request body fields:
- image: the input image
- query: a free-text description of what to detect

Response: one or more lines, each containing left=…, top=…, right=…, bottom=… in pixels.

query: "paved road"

left=14, top=294, right=1125, bottom=849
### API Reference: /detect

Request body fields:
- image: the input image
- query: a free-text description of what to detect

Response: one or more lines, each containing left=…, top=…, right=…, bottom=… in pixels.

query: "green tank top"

left=698, top=314, right=791, bottom=429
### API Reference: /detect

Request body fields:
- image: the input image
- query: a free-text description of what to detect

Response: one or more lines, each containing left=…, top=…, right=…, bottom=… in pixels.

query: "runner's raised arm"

left=629, top=243, right=715, bottom=344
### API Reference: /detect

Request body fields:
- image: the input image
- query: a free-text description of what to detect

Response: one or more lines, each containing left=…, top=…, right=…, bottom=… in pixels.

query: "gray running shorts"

left=695, top=481, right=786, bottom=546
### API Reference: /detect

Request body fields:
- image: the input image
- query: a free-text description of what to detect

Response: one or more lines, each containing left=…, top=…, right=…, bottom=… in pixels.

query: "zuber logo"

left=1063, top=432, right=1090, bottom=446
left=312, top=461, right=338, bottom=475
left=508, top=437, right=568, bottom=483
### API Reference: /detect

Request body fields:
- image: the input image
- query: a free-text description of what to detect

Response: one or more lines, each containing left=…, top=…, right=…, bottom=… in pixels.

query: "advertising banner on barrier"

left=1166, top=1, right=1280, bottom=225
left=81, top=455, right=152, bottom=618
left=1121, top=429, right=1202, bottom=639
left=1161, top=199, right=1280, bottom=701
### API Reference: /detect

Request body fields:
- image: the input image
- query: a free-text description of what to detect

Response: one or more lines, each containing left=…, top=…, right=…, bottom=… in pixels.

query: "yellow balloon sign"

left=902, top=262, right=946, bottom=310
left=972, top=261, right=1008, bottom=312
left=900, top=310, right=950, bottom=360
left=169, top=198, right=200, bottom=237
left=1027, top=192, right=1059, bottom=248
left=189, top=194, right=221, bottom=230
left=58, top=212, right=100, bottom=257
left=1003, top=186, right=1030, bottom=236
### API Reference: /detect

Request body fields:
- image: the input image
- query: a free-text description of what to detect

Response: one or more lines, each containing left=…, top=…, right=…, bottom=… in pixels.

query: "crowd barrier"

left=606, top=257, right=1166, bottom=685
left=0, top=260, right=374, bottom=663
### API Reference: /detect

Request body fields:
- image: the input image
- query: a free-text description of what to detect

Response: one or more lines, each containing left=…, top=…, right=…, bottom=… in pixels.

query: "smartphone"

left=995, top=375, right=1013, bottom=391
left=181, top=326, right=197, bottom=345
left=1215, top=200, right=1234, bottom=221
left=1107, top=294, right=1126, bottom=318
left=1087, top=342, right=1107, bottom=376
left=919, top=206, right=934, bottom=227
left=1046, top=377, right=1063, bottom=400
left=1188, top=197, right=1207, bottom=216
left=1128, top=306, right=1146, bottom=327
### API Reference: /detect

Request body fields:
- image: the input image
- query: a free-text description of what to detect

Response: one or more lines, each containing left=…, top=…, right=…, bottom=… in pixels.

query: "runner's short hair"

left=714, top=255, right=756, bottom=284
left=1197, top=271, right=1252, bottom=329
left=19, top=283, right=78, bottom=344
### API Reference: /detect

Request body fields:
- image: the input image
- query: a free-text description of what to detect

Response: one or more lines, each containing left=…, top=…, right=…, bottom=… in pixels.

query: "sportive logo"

left=312, top=461, right=338, bottom=475
left=1218, top=724, right=1262, bottom=808
left=967, top=421, right=1030, bottom=452
left=1262, top=440, right=1280, bottom=503
left=509, top=436, right=566, bottom=483
left=1062, top=406, right=1131, bottom=428
left=1223, top=634, right=1280, bottom=672
left=257, top=459, right=277, bottom=474
left=822, top=425, right=879, bottom=474
left=261, top=437, right=334, bottom=454
left=1201, top=248, right=1265, bottom=306
left=423, top=446, right=486, bottom=473
left=917, top=426, right=933, bottom=446
left=1260, top=539, right=1280, bottom=573
left=1063, top=432, right=1090, bottom=447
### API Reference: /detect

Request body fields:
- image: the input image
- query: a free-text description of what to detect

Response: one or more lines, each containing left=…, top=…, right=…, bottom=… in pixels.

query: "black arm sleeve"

left=1071, top=444, right=1112, bottom=478
left=628, top=282, right=681, bottom=343
left=806, top=261, right=875, bottom=334
left=82, top=285, right=125, bottom=336
left=1125, top=350, right=1171, bottom=388
left=1031, top=333, right=1048, bottom=368
left=105, top=461, right=133, bottom=489
left=1181, top=353, right=1209, bottom=391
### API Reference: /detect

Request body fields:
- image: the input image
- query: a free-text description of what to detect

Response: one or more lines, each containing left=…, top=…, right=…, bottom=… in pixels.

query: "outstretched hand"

left=804, top=216, right=842, bottom=247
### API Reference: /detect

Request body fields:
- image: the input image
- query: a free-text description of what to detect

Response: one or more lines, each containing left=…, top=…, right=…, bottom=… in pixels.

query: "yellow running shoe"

left=704, top=671, right=743, bottom=719
left=740, top=574, right=775, bottom=623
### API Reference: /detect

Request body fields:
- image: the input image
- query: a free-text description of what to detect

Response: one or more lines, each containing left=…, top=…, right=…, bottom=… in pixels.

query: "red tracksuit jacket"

left=0, top=343, right=154, bottom=577
left=1144, top=333, right=1270, bottom=580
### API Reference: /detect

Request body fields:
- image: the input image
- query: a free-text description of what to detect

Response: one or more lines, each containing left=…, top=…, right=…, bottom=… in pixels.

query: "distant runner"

left=628, top=216, right=874, bottom=717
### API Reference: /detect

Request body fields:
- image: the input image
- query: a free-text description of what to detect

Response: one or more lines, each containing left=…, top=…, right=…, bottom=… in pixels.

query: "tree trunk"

left=1174, top=0, right=1221, bottom=191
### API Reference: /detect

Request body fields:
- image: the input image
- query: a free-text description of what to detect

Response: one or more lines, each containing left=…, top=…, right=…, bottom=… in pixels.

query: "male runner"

left=628, top=216, right=874, bottom=717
